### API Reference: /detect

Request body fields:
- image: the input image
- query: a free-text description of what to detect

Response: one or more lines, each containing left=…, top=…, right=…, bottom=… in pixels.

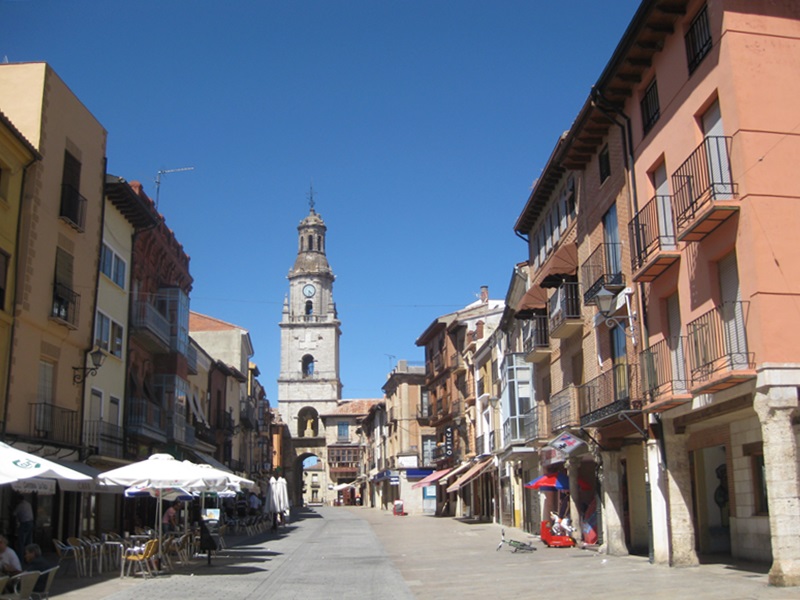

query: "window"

left=0, top=250, right=8, bottom=310
left=101, top=243, right=126, bottom=288
left=59, top=150, right=86, bottom=231
left=53, top=247, right=78, bottom=325
left=305, top=300, right=313, bottom=315
left=95, top=311, right=123, bottom=357
left=640, top=79, right=660, bottom=135
left=302, top=354, right=315, bottom=377
left=599, top=145, right=611, bottom=183
left=685, top=4, right=711, bottom=74
left=337, top=422, right=349, bottom=441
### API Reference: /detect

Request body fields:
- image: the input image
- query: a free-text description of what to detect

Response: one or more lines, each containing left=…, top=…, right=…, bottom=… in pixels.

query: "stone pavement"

left=47, top=506, right=798, bottom=599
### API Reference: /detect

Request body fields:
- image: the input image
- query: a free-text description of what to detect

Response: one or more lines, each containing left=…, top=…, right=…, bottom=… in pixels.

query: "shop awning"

left=439, top=461, right=471, bottom=485
left=411, top=469, right=451, bottom=489
left=446, top=457, right=494, bottom=494
left=189, top=451, right=233, bottom=473
left=55, top=461, right=125, bottom=493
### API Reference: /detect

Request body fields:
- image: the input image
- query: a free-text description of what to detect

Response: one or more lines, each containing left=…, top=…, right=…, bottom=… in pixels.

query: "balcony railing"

left=83, top=420, right=124, bottom=458
left=686, top=301, right=755, bottom=392
left=523, top=405, right=539, bottom=441
left=523, top=314, right=550, bottom=362
left=30, top=403, right=79, bottom=445
left=450, top=353, right=465, bottom=372
left=131, top=300, right=171, bottom=349
left=672, top=136, right=738, bottom=242
left=582, top=243, right=625, bottom=305
left=59, top=184, right=87, bottom=231
left=629, top=194, right=680, bottom=282
left=127, top=396, right=166, bottom=442
left=578, top=364, right=643, bottom=427
left=640, top=338, right=691, bottom=409
left=51, top=282, right=79, bottom=328
left=549, top=282, right=582, bottom=339
left=549, top=385, right=579, bottom=432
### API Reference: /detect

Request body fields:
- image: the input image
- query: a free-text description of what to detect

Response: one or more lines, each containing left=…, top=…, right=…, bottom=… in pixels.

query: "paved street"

left=50, top=506, right=797, bottom=599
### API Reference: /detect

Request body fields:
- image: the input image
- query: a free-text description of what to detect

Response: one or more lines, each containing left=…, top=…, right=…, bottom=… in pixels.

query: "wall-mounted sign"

left=548, top=432, right=588, bottom=456
left=444, top=426, right=454, bottom=458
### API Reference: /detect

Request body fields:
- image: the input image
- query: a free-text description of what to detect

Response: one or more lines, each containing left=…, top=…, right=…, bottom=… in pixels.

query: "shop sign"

left=444, top=426, right=453, bottom=458
left=549, top=432, right=588, bottom=456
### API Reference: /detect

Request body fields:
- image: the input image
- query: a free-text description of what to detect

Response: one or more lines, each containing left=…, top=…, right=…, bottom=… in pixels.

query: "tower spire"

left=307, top=183, right=316, bottom=213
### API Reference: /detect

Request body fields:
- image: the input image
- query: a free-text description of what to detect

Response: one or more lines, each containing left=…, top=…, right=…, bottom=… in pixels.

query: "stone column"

left=567, top=457, right=582, bottom=543
left=663, top=423, right=699, bottom=566
left=646, top=437, right=670, bottom=564
left=754, top=386, right=800, bottom=587
left=599, top=450, right=628, bottom=555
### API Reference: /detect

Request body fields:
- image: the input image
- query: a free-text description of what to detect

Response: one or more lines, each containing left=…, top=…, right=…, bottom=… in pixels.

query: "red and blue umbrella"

left=525, top=472, right=590, bottom=491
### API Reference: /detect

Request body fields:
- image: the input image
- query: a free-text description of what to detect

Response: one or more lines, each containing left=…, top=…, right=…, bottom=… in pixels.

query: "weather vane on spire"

left=307, top=183, right=316, bottom=213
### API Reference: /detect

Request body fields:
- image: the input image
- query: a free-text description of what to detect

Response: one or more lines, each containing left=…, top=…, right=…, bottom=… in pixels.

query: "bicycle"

left=496, top=529, right=537, bottom=553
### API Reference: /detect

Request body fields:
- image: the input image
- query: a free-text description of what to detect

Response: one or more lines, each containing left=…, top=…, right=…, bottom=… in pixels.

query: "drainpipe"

left=2, top=154, right=40, bottom=442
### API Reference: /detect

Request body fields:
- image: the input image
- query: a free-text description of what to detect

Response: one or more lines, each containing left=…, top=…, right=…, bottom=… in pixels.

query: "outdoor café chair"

left=0, top=570, right=40, bottom=600
left=30, top=566, right=58, bottom=600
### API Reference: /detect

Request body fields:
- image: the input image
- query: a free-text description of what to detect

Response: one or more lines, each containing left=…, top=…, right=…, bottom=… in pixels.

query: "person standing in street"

left=13, top=495, right=33, bottom=557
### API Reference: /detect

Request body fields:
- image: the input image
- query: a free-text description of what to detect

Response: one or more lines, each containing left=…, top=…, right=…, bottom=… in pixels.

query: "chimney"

left=480, top=286, right=489, bottom=303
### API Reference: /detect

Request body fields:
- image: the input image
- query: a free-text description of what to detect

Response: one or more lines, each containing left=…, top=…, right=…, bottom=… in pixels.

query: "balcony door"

left=654, top=163, right=676, bottom=249
left=611, top=326, right=628, bottom=401
left=702, top=100, right=733, bottom=199
left=603, top=204, right=623, bottom=280
left=667, top=294, right=688, bottom=394
left=719, top=252, right=748, bottom=369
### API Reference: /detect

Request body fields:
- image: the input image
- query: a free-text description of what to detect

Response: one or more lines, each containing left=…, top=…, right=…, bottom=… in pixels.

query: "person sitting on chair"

left=0, top=536, right=21, bottom=577
left=23, top=544, right=52, bottom=593
left=162, top=501, right=179, bottom=533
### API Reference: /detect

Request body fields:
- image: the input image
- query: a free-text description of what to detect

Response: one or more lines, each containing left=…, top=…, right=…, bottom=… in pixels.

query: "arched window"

left=302, top=355, right=315, bottom=377
left=308, top=234, right=314, bottom=251
left=305, top=300, right=313, bottom=315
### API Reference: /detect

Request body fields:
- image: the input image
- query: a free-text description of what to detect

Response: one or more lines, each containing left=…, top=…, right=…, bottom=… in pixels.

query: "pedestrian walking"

left=13, top=495, right=33, bottom=557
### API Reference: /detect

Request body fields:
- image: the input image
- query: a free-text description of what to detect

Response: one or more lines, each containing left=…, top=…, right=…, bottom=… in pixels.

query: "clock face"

left=302, top=284, right=316, bottom=298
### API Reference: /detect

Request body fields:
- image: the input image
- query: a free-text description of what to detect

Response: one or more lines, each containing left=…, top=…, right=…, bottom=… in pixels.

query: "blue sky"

left=2, top=0, right=639, bottom=401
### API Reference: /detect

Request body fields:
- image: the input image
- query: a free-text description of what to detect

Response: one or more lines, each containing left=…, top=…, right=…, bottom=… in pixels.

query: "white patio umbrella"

left=0, top=441, right=92, bottom=484
left=98, top=454, right=231, bottom=564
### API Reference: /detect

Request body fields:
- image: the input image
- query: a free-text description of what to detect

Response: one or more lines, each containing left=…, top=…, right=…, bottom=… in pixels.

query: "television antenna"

left=155, top=166, right=194, bottom=208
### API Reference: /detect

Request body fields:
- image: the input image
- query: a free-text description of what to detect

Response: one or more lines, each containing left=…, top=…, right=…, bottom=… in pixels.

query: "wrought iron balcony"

left=59, top=183, right=87, bottom=232
left=523, top=405, right=540, bottom=442
left=672, top=136, right=739, bottom=242
left=582, top=243, right=625, bottom=305
left=686, top=301, right=755, bottom=393
left=51, top=282, right=79, bottom=328
left=83, top=420, right=124, bottom=458
left=130, top=300, right=170, bottom=351
left=549, top=282, right=582, bottom=339
left=29, top=403, right=79, bottom=445
left=639, top=338, right=692, bottom=411
left=577, top=364, right=643, bottom=427
left=523, top=314, right=550, bottom=362
left=629, top=194, right=680, bottom=282
left=126, top=396, right=167, bottom=443
left=549, top=385, right=579, bottom=433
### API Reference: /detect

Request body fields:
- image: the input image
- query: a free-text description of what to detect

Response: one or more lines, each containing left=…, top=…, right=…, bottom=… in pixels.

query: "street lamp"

left=72, top=347, right=106, bottom=385
left=595, top=286, right=637, bottom=342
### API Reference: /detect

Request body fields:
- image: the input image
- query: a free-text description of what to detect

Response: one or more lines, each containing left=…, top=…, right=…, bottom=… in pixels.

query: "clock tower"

left=277, top=196, right=342, bottom=433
